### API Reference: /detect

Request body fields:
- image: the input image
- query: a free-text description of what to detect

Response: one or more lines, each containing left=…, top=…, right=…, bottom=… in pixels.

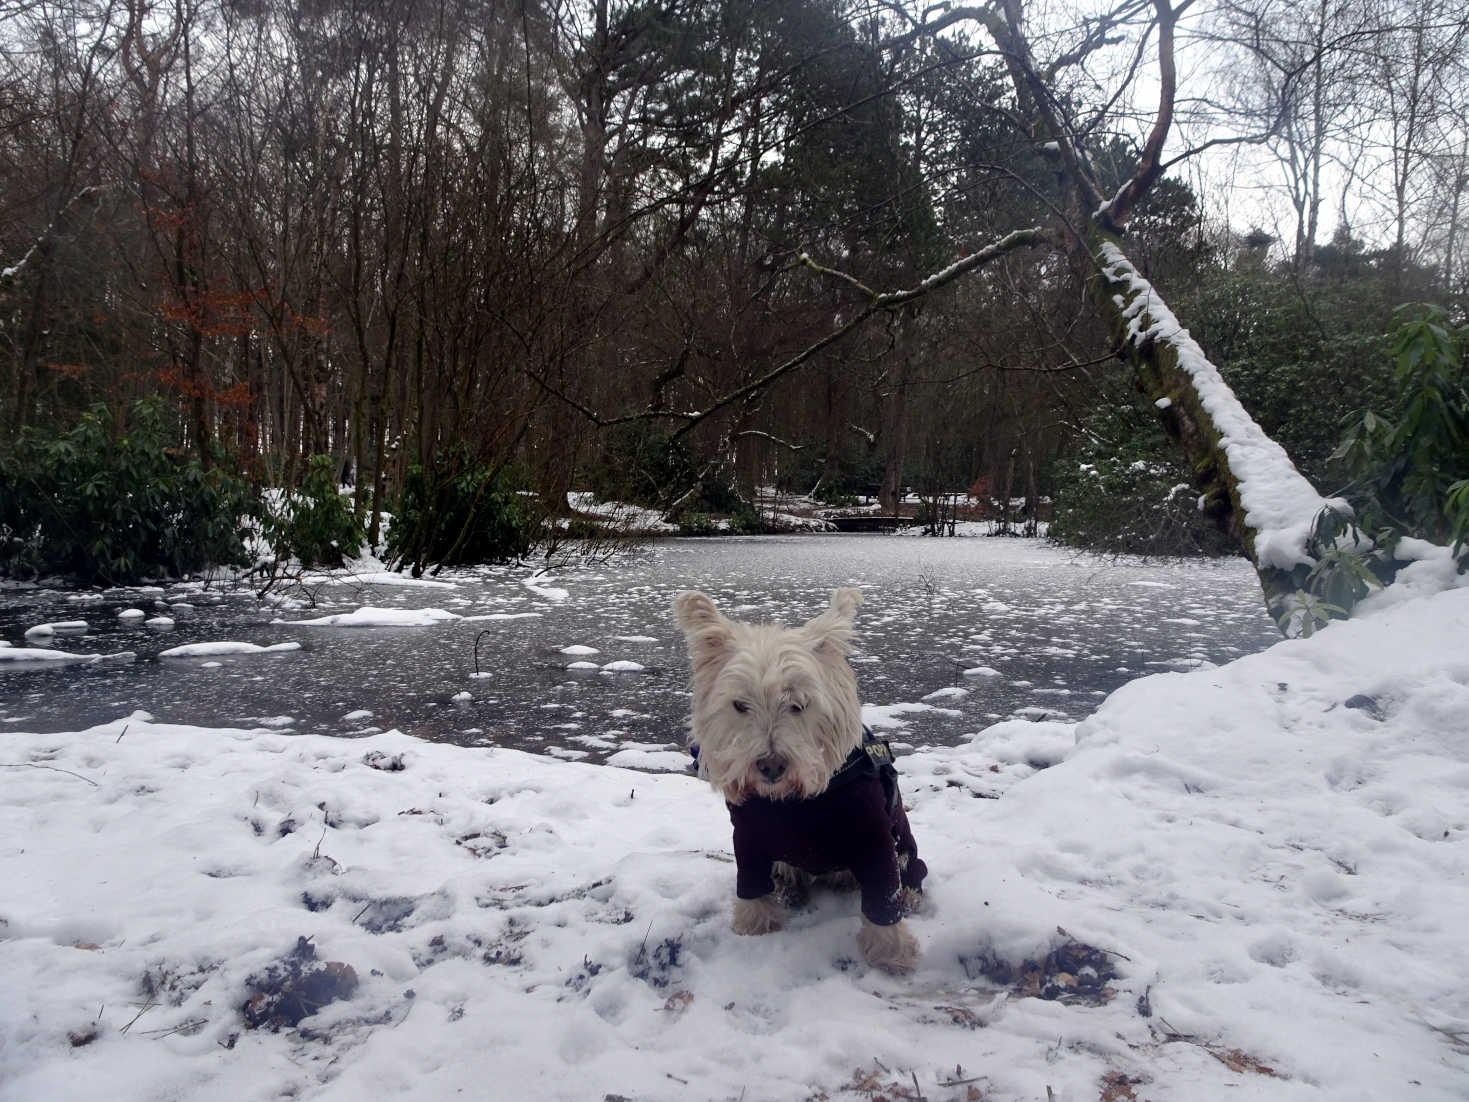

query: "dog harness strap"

left=827, top=745, right=869, bottom=785
left=824, top=730, right=901, bottom=817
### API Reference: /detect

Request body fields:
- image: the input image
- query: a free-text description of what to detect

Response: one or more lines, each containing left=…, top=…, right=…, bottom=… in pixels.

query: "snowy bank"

left=2, top=588, right=1467, bottom=1100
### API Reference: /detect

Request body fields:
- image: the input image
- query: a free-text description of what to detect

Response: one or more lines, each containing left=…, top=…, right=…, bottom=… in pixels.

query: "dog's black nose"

left=756, top=755, right=787, bottom=783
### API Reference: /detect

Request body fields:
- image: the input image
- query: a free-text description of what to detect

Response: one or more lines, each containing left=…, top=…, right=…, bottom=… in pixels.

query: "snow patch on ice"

left=277, top=607, right=460, bottom=628
left=24, top=621, right=89, bottom=638
left=158, top=641, right=301, bottom=657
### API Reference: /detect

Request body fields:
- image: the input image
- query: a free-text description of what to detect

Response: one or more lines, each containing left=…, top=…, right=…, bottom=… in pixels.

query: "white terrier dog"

left=674, top=587, right=926, bottom=972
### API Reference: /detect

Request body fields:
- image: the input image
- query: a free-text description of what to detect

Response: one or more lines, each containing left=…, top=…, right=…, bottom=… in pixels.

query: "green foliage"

left=1277, top=590, right=1347, bottom=639
left=0, top=398, right=254, bottom=585
left=584, top=423, right=745, bottom=516
left=672, top=503, right=762, bottom=537
left=386, top=446, right=536, bottom=575
left=1331, top=304, right=1469, bottom=554
left=260, top=455, right=364, bottom=568
left=676, top=512, right=718, bottom=536
left=749, top=1, right=944, bottom=279
left=774, top=444, right=885, bottom=503
left=1272, top=508, right=1376, bottom=636
left=1047, top=390, right=1235, bottom=557
left=585, top=423, right=699, bottom=511
left=814, top=487, right=860, bottom=508
left=1446, top=480, right=1469, bottom=558
left=1167, top=234, right=1408, bottom=484
left=1280, top=306, right=1468, bottom=633
left=727, top=501, right=763, bottom=534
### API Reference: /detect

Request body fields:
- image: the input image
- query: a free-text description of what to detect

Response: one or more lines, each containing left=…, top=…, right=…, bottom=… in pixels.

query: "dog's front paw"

left=858, top=917, right=919, bottom=973
left=732, top=894, right=785, bottom=935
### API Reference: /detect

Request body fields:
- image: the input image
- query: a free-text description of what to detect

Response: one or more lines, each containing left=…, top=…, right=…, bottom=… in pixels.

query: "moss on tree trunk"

left=1086, top=224, right=1309, bottom=626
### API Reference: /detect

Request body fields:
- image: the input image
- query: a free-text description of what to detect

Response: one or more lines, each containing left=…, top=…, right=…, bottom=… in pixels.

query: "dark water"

left=0, top=535, right=1283, bottom=760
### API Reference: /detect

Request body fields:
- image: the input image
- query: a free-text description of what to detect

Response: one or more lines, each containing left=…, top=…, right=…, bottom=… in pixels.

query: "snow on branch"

left=1, top=184, right=113, bottom=285
left=658, top=226, right=1048, bottom=439
left=1097, top=241, right=1346, bottom=571
left=733, top=429, right=803, bottom=451
left=800, top=226, right=1049, bottom=308
left=529, top=228, right=1046, bottom=441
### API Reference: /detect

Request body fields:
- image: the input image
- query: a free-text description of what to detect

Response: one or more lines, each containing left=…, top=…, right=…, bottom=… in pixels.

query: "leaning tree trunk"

left=1085, top=224, right=1347, bottom=624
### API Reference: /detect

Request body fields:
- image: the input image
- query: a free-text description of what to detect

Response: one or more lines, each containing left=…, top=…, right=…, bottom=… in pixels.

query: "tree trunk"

left=878, top=345, right=915, bottom=514
left=1086, top=223, right=1343, bottom=621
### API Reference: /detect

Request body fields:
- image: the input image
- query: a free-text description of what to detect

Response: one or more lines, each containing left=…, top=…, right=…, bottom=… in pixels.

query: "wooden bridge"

left=824, top=514, right=925, bottom=532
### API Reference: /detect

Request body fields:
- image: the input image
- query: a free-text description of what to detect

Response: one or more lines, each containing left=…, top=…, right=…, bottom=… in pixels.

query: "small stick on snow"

left=120, top=1000, right=158, bottom=1034
left=139, top=1019, right=208, bottom=1038
left=0, top=762, right=99, bottom=786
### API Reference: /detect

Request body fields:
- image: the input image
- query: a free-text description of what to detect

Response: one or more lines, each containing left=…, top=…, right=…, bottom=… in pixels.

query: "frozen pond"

left=0, top=535, right=1283, bottom=761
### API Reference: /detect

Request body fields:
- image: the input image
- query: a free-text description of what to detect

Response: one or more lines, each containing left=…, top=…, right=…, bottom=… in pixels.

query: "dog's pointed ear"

left=802, top=587, right=862, bottom=655
left=673, top=590, right=735, bottom=666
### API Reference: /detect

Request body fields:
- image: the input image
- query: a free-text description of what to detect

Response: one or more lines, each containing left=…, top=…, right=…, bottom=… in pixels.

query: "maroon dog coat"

left=717, top=735, right=927, bottom=927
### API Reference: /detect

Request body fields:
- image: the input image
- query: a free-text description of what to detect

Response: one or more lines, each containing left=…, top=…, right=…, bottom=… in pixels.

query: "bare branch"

left=733, top=429, right=804, bottom=451
left=662, top=226, right=1047, bottom=438
left=1098, top=0, right=1180, bottom=230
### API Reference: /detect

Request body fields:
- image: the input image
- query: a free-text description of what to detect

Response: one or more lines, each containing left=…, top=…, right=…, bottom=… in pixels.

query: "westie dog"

left=674, top=587, right=926, bottom=972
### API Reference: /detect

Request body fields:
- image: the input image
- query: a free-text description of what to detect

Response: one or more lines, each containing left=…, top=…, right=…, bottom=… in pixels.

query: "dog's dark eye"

left=732, top=700, right=749, bottom=714
left=789, top=702, right=804, bottom=713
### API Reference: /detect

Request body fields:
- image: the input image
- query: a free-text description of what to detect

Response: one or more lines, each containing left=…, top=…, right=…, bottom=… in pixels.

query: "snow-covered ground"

left=3, top=572, right=1468, bottom=1100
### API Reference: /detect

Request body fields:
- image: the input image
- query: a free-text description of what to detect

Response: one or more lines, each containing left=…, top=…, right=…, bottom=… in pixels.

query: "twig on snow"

left=0, top=762, right=99, bottom=786
left=120, top=1000, right=158, bottom=1034
left=1416, top=1021, right=1469, bottom=1053
left=139, top=1018, right=208, bottom=1038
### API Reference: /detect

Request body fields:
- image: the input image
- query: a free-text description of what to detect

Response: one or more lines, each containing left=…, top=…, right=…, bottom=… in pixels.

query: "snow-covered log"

left=1088, top=226, right=1350, bottom=620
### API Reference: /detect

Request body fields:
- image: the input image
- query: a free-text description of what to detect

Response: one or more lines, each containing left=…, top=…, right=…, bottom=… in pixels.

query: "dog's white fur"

left=673, top=587, right=863, bottom=805
left=674, top=587, right=919, bottom=972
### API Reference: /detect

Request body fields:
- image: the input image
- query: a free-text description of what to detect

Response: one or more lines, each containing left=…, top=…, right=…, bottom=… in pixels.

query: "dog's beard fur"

left=673, top=587, right=864, bottom=804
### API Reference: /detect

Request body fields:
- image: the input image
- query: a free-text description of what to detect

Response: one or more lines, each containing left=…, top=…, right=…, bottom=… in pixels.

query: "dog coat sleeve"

left=892, top=802, right=928, bottom=893
left=730, top=813, right=777, bottom=901
left=845, top=785, right=907, bottom=926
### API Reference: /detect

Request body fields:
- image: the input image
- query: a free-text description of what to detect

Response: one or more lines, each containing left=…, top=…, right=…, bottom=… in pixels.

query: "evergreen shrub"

left=585, top=423, right=700, bottom=510
left=261, top=455, right=364, bottom=568
left=1285, top=304, right=1469, bottom=634
left=1330, top=304, right=1469, bottom=563
left=386, top=445, right=535, bottom=575
left=0, top=398, right=254, bottom=585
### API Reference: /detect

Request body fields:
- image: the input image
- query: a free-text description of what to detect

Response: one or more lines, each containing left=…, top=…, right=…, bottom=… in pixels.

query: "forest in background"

left=1, top=0, right=1466, bottom=581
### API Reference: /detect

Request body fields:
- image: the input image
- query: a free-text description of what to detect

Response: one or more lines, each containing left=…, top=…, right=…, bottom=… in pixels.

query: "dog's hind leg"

left=773, top=861, right=814, bottom=908
left=814, top=868, right=859, bottom=892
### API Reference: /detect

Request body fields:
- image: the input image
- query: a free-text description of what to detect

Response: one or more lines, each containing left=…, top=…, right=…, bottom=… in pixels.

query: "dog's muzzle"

left=755, top=755, right=787, bottom=783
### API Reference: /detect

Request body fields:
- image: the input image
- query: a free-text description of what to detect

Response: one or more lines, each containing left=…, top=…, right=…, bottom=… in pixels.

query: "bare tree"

left=1205, top=0, right=1378, bottom=266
